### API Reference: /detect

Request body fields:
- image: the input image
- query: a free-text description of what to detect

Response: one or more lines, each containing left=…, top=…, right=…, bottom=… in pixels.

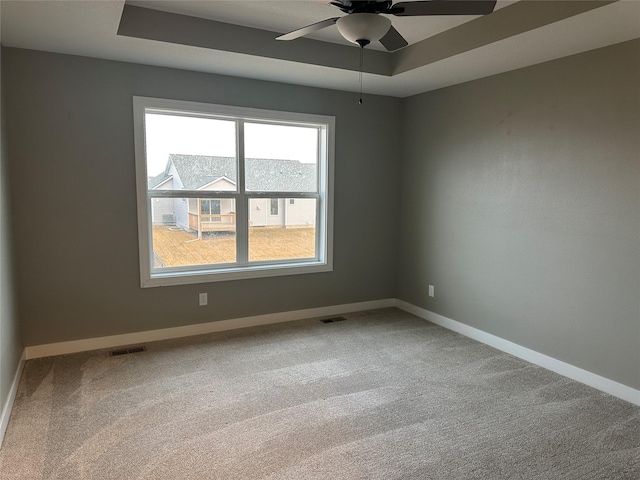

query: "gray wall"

left=398, top=40, right=640, bottom=389
left=0, top=37, right=24, bottom=420
left=3, top=40, right=639, bottom=392
left=2, top=47, right=402, bottom=346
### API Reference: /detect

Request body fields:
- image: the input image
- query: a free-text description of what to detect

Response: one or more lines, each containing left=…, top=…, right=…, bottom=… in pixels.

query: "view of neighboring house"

left=149, top=155, right=317, bottom=237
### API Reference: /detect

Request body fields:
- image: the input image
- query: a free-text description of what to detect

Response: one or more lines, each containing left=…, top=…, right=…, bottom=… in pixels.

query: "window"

left=201, top=199, right=221, bottom=216
left=270, top=199, right=279, bottom=216
left=133, top=97, right=334, bottom=287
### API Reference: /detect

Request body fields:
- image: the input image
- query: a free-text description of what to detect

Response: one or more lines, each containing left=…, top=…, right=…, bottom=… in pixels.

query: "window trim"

left=133, top=96, right=334, bottom=287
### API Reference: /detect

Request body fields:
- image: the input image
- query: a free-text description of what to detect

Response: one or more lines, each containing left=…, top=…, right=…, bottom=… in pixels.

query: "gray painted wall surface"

left=3, top=47, right=401, bottom=346
left=398, top=40, right=640, bottom=389
left=0, top=39, right=23, bottom=419
left=2, top=40, right=639, bottom=393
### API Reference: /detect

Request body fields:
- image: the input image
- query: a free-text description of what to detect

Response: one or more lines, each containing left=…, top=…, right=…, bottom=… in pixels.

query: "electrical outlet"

left=199, top=293, right=208, bottom=306
left=428, top=285, right=435, bottom=298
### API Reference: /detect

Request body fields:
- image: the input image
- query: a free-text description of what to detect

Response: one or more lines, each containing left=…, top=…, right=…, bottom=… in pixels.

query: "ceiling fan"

left=276, top=0, right=498, bottom=51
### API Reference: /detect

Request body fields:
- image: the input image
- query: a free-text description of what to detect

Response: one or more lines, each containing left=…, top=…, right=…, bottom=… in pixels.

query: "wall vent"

left=320, top=316, right=347, bottom=323
left=109, top=346, right=147, bottom=357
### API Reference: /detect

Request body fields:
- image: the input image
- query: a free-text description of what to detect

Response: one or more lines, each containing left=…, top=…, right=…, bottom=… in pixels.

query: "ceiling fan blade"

left=380, top=25, right=408, bottom=51
left=276, top=17, right=340, bottom=41
left=392, top=1, right=497, bottom=16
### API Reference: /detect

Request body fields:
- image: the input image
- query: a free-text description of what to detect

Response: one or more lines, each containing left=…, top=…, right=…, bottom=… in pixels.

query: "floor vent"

left=320, top=316, right=347, bottom=323
left=109, top=346, right=147, bottom=357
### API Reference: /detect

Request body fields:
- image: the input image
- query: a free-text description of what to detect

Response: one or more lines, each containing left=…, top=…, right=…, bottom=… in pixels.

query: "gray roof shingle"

left=149, top=154, right=317, bottom=192
left=148, top=172, right=172, bottom=189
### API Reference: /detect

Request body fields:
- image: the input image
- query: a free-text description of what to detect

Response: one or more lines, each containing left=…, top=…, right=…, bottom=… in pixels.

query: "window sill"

left=141, top=260, right=332, bottom=287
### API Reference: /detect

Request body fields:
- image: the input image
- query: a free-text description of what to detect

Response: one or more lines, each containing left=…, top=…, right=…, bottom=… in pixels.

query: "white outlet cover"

left=428, top=285, right=435, bottom=297
left=199, top=293, right=208, bottom=306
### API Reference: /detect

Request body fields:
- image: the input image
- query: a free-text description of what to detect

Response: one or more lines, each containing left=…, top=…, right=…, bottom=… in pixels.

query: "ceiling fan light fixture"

left=336, top=13, right=391, bottom=45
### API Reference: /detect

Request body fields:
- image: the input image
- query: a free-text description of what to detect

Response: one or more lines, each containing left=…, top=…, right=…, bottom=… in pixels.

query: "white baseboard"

left=396, top=300, right=640, bottom=406
left=25, top=298, right=396, bottom=360
left=19, top=298, right=640, bottom=407
left=0, top=349, right=25, bottom=447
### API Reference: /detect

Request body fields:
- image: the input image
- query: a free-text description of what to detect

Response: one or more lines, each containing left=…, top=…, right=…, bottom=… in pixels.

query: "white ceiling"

left=1, top=1, right=639, bottom=98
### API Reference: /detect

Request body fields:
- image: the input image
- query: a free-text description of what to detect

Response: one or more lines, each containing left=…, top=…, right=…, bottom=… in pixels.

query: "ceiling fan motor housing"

left=336, top=13, right=392, bottom=45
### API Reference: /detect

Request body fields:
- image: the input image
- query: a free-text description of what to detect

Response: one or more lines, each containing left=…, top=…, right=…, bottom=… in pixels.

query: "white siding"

left=220, top=198, right=234, bottom=215
left=151, top=198, right=175, bottom=224
left=249, top=198, right=315, bottom=228
left=175, top=198, right=190, bottom=230
left=249, top=198, right=267, bottom=227
left=167, top=164, right=183, bottom=189
left=201, top=177, right=236, bottom=192
left=285, top=198, right=315, bottom=227
left=150, top=177, right=175, bottom=224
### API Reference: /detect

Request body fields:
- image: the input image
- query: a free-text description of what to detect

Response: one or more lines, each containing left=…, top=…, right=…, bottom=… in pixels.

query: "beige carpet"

left=0, top=308, right=638, bottom=479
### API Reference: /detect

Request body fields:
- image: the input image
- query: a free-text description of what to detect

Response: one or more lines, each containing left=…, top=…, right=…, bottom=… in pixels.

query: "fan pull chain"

left=359, top=45, right=364, bottom=105
left=355, top=40, right=369, bottom=104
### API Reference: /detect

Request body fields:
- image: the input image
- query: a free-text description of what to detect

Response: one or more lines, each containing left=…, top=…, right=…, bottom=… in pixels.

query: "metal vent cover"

left=109, top=346, right=147, bottom=357
left=320, top=316, right=347, bottom=323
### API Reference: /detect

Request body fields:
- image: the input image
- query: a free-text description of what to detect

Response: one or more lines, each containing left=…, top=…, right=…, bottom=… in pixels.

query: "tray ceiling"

left=2, top=1, right=639, bottom=97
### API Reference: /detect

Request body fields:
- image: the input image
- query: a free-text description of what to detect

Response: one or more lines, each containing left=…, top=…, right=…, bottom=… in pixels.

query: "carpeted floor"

left=0, top=308, right=638, bottom=479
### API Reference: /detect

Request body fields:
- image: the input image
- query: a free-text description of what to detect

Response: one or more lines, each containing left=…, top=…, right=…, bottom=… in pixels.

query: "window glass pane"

left=151, top=198, right=236, bottom=268
left=136, top=97, right=333, bottom=286
left=201, top=199, right=221, bottom=215
left=244, top=123, right=318, bottom=192
left=145, top=113, right=238, bottom=192
left=248, top=198, right=316, bottom=262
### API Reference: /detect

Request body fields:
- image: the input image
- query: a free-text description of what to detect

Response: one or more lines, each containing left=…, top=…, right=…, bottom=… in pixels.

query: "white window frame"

left=133, top=96, right=334, bottom=287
